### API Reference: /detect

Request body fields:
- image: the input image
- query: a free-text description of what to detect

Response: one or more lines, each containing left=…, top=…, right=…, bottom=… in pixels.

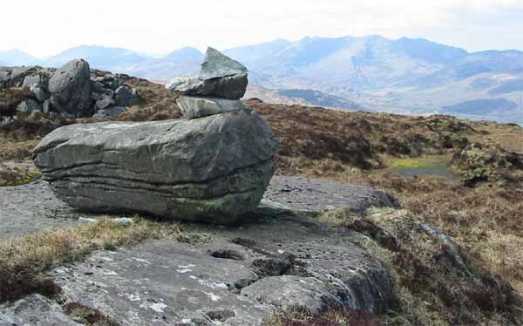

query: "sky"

left=2, top=0, right=523, bottom=57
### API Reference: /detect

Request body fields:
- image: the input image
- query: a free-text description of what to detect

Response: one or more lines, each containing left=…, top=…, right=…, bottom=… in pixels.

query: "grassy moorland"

left=249, top=101, right=523, bottom=325
left=1, top=81, right=522, bottom=324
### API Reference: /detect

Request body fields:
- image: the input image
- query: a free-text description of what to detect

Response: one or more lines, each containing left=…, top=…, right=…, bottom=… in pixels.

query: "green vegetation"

left=387, top=155, right=456, bottom=179
left=388, top=156, right=448, bottom=169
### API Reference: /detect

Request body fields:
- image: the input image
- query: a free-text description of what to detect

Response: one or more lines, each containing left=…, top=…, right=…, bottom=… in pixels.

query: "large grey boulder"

left=33, top=109, right=278, bottom=223
left=168, top=47, right=248, bottom=100
left=48, top=59, right=92, bottom=117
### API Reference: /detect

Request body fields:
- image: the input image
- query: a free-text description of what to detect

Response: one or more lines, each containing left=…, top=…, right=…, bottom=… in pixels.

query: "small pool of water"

left=388, top=156, right=458, bottom=180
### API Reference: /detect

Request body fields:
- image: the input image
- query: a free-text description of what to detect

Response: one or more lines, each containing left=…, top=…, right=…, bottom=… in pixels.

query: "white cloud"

left=2, top=0, right=523, bottom=57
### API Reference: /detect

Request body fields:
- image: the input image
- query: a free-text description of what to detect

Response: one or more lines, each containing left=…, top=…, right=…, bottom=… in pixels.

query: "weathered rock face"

left=169, top=47, right=248, bottom=100
left=33, top=109, right=278, bottom=223
left=48, top=59, right=93, bottom=117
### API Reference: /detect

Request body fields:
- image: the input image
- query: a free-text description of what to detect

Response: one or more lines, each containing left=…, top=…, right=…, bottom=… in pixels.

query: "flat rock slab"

left=1, top=212, right=396, bottom=325
left=0, top=176, right=398, bottom=325
left=0, top=176, right=395, bottom=239
left=0, top=181, right=81, bottom=239
left=264, top=176, right=399, bottom=212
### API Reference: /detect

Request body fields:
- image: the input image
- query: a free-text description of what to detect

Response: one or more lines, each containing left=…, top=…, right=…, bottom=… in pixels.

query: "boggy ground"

left=1, top=80, right=523, bottom=325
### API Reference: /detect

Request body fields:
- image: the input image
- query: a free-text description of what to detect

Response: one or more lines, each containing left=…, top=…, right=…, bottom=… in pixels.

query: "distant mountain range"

left=2, top=35, right=523, bottom=124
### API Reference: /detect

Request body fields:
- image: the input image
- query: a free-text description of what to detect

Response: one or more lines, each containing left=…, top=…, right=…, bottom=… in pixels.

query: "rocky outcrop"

left=33, top=109, right=278, bottom=223
left=0, top=61, right=139, bottom=119
left=0, top=177, right=400, bottom=324
left=169, top=47, right=248, bottom=100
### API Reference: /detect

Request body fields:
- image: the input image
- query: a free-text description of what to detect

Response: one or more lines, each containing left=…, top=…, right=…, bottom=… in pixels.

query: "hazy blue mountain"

left=391, top=37, right=467, bottom=64
left=0, top=49, right=41, bottom=66
left=224, top=39, right=291, bottom=68
left=443, top=98, right=518, bottom=115
left=4, top=35, right=523, bottom=124
left=489, top=79, right=523, bottom=95
left=163, top=47, right=204, bottom=62
left=277, top=89, right=362, bottom=110
left=225, top=36, right=523, bottom=124
left=45, top=46, right=148, bottom=70
left=124, top=47, right=203, bottom=81
left=245, top=85, right=363, bottom=110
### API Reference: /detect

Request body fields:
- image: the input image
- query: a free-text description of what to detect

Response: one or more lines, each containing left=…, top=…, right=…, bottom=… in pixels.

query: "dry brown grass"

left=0, top=218, right=183, bottom=303
left=265, top=309, right=381, bottom=326
left=119, top=78, right=182, bottom=121
left=248, top=102, right=477, bottom=173
left=0, top=88, right=32, bottom=117
left=0, top=138, right=39, bottom=162
left=315, top=207, right=523, bottom=326
left=0, top=137, right=40, bottom=186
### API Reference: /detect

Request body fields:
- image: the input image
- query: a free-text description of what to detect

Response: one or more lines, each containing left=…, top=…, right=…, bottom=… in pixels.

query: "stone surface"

left=48, top=59, right=93, bottom=117
left=22, top=73, right=50, bottom=102
left=176, top=96, right=249, bottom=119
left=0, top=294, right=79, bottom=326
left=0, top=204, right=397, bottom=325
left=33, top=110, right=279, bottom=224
left=42, top=99, right=51, bottom=114
left=200, top=47, right=247, bottom=80
left=263, top=176, right=399, bottom=213
left=169, top=47, right=248, bottom=100
left=0, top=181, right=80, bottom=239
left=114, top=85, right=138, bottom=106
left=0, top=66, right=37, bottom=88
left=93, top=106, right=128, bottom=118
left=16, top=98, right=42, bottom=113
left=95, top=93, right=115, bottom=110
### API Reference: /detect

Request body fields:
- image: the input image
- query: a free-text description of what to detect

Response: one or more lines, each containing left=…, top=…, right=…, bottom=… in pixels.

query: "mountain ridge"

left=2, top=36, right=522, bottom=124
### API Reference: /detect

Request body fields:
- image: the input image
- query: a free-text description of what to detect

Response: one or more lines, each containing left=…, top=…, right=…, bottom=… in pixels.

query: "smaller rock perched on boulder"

left=169, top=47, right=248, bottom=102
left=169, top=47, right=249, bottom=120
left=176, top=96, right=249, bottom=119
